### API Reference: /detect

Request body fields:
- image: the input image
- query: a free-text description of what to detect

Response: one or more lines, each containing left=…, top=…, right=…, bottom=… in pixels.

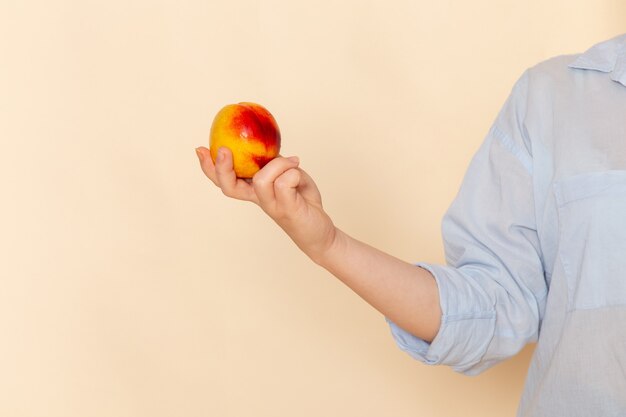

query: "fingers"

left=196, top=146, right=258, bottom=203
left=195, top=146, right=217, bottom=185
left=195, top=145, right=302, bottom=208
left=213, top=147, right=237, bottom=191
left=290, top=168, right=322, bottom=205
left=195, top=144, right=303, bottom=211
left=274, top=167, right=301, bottom=209
left=252, top=156, right=300, bottom=212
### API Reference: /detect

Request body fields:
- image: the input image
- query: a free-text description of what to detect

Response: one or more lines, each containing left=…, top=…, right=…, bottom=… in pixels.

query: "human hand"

left=195, top=146, right=338, bottom=263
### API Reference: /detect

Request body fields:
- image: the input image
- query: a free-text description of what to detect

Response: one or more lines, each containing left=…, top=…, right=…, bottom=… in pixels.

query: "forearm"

left=313, top=228, right=441, bottom=343
left=195, top=149, right=440, bottom=341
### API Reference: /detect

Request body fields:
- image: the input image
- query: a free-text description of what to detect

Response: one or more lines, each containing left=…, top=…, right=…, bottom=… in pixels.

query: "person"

left=195, top=33, right=626, bottom=417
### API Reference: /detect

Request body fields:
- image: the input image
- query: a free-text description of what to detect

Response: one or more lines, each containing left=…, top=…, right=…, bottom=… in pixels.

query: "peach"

left=209, top=102, right=281, bottom=178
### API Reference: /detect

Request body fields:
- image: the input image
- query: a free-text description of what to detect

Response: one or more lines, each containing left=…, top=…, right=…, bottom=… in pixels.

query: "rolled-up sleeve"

left=387, top=70, right=548, bottom=376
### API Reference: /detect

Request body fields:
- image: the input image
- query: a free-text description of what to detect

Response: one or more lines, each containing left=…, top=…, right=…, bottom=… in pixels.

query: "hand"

left=195, top=146, right=338, bottom=262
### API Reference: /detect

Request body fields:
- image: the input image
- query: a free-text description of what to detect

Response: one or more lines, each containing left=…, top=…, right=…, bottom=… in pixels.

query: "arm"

left=317, top=230, right=440, bottom=342
left=195, top=146, right=441, bottom=342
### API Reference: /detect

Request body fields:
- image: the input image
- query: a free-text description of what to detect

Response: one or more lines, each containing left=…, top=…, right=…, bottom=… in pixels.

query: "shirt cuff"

left=385, top=262, right=497, bottom=375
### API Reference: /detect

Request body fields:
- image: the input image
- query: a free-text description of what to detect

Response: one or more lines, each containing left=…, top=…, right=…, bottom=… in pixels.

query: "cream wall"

left=1, top=1, right=624, bottom=416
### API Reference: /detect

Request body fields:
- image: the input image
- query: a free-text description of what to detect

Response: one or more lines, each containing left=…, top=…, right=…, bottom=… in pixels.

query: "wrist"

left=309, top=226, right=345, bottom=268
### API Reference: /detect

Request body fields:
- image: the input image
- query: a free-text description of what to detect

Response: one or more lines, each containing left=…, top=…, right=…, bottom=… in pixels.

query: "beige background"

left=1, top=0, right=624, bottom=416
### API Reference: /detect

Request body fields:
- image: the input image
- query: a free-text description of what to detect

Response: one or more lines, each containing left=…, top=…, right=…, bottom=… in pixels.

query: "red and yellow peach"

left=209, top=102, right=281, bottom=178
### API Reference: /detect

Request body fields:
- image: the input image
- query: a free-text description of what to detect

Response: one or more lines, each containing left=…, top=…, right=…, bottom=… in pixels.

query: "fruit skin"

left=209, top=102, right=281, bottom=178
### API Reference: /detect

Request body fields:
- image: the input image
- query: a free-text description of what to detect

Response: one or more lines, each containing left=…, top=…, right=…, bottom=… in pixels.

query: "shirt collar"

left=568, top=33, right=626, bottom=87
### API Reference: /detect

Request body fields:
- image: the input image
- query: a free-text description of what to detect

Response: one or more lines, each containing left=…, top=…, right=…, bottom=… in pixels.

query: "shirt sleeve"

left=386, top=70, right=548, bottom=376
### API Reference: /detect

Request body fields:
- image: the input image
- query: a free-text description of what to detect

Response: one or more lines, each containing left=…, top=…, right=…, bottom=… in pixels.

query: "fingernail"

left=288, top=156, right=299, bottom=164
left=195, top=148, right=204, bottom=162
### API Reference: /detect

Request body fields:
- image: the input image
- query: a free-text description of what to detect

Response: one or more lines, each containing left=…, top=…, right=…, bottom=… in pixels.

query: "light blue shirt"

left=386, top=33, right=626, bottom=416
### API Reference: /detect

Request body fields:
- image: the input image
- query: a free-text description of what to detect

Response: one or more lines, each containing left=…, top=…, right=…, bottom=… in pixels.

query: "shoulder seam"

left=492, top=125, right=533, bottom=175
